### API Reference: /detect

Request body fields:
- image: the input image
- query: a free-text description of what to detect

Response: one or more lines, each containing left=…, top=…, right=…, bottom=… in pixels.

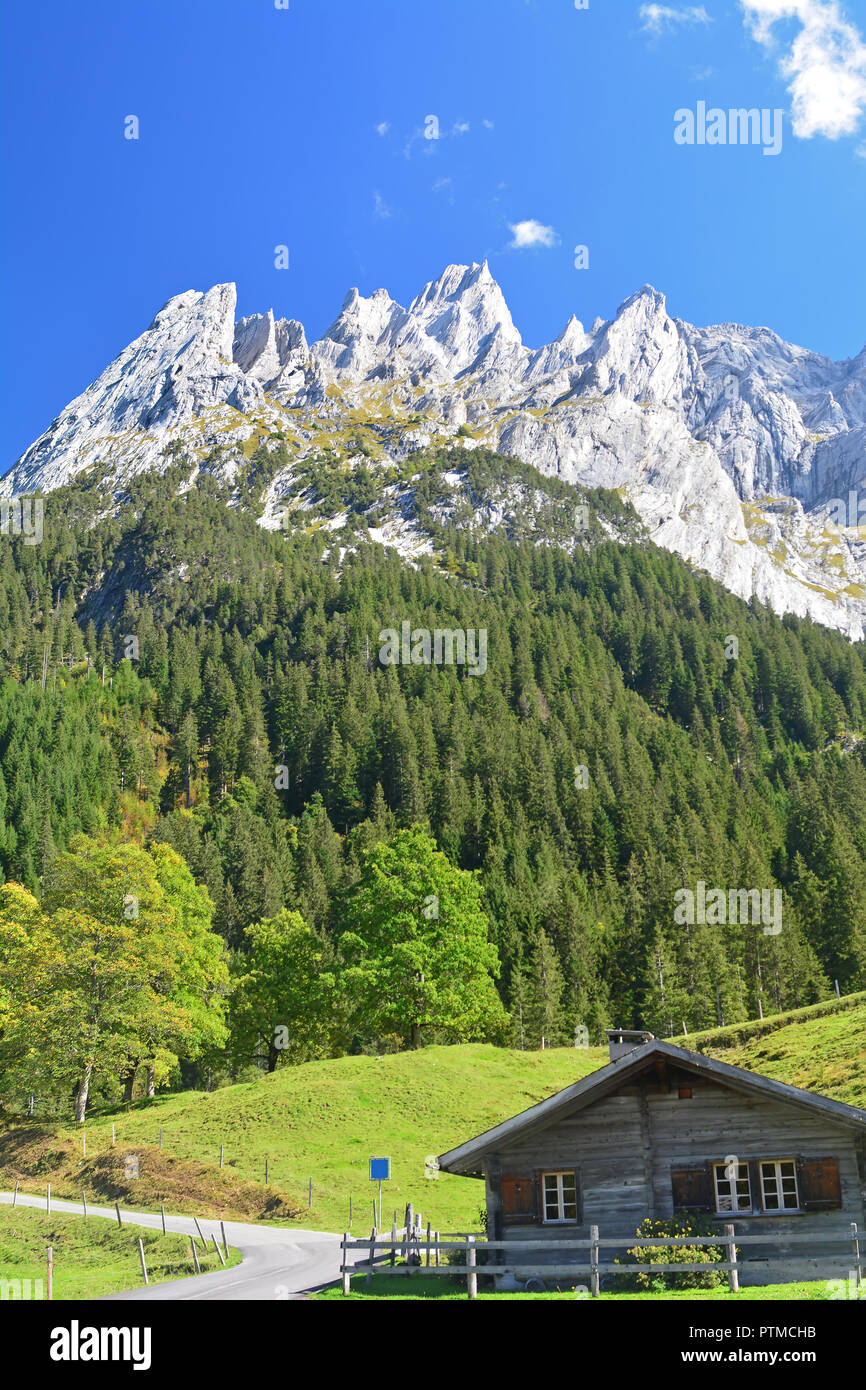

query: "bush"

left=613, top=1213, right=726, bottom=1292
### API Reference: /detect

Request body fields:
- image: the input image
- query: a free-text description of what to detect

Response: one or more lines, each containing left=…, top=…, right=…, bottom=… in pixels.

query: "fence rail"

left=340, top=1221, right=863, bottom=1299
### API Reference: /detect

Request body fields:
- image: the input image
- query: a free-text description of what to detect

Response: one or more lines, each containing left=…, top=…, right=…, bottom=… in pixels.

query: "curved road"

left=1, top=1191, right=361, bottom=1300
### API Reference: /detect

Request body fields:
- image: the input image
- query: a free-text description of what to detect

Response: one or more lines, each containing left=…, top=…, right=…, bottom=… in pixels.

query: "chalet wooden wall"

left=482, top=1064, right=865, bottom=1286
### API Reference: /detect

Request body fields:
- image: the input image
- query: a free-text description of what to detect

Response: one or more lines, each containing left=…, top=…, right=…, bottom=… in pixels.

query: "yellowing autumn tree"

left=0, top=837, right=228, bottom=1119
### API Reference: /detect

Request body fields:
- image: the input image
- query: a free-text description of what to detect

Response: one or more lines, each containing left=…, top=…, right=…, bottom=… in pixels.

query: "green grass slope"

left=3, top=1046, right=608, bottom=1235
left=698, top=1001, right=866, bottom=1108
left=3, top=997, right=863, bottom=1238
left=0, top=1204, right=239, bottom=1300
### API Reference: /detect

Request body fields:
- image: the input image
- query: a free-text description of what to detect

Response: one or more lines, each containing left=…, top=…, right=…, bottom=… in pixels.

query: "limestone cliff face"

left=5, top=265, right=866, bottom=637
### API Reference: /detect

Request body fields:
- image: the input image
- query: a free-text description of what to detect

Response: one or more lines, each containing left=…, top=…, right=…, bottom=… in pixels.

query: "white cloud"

left=375, top=121, right=390, bottom=137
left=509, top=219, right=558, bottom=249
left=741, top=0, right=866, bottom=138
left=373, top=192, right=391, bottom=220
left=483, top=118, right=495, bottom=129
left=452, top=120, right=470, bottom=135
left=432, top=177, right=453, bottom=192
left=639, top=4, right=712, bottom=33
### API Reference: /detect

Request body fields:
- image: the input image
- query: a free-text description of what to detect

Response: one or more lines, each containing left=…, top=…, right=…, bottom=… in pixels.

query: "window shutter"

left=500, top=1174, right=538, bottom=1224
left=797, top=1156, right=842, bottom=1211
left=671, top=1163, right=713, bottom=1213
left=748, top=1159, right=762, bottom=1211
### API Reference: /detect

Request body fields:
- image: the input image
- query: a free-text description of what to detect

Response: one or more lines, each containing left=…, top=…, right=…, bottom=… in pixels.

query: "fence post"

left=390, top=1215, right=397, bottom=1267
left=115, top=1201, right=122, bottom=1227
left=111, top=1123, right=116, bottom=1147
left=308, top=1177, right=312, bottom=1210
left=851, top=1223, right=862, bottom=1289
left=265, top=1157, right=269, bottom=1186
left=46, top=1183, right=51, bottom=1215
left=435, top=1231, right=440, bottom=1267
left=82, top=1190, right=87, bottom=1221
left=158, top=1128, right=162, bottom=1152
left=466, top=1235, right=477, bottom=1300
left=160, top=1204, right=166, bottom=1236
left=590, top=1225, right=599, bottom=1298
left=342, top=1234, right=351, bottom=1295
left=189, top=1235, right=201, bottom=1274
left=367, top=1226, right=377, bottom=1286
left=219, top=1144, right=224, bottom=1169
left=137, top=1238, right=149, bottom=1286
left=212, top=1235, right=226, bottom=1267
left=724, top=1223, right=739, bottom=1294
left=426, top=1221, right=432, bottom=1268
left=194, top=1217, right=207, bottom=1248
left=12, top=1179, right=18, bottom=1207
left=46, top=1246, right=53, bottom=1301
left=221, top=1221, right=228, bottom=1259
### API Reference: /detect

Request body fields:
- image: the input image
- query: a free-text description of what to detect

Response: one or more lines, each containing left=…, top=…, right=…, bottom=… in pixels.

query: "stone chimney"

left=605, top=1028, right=655, bottom=1062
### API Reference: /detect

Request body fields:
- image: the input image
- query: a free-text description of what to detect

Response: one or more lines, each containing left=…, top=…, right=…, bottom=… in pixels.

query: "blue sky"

left=2, top=0, right=866, bottom=465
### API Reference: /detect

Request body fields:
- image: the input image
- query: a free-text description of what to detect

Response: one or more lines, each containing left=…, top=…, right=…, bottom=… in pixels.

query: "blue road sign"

left=369, top=1157, right=391, bottom=1181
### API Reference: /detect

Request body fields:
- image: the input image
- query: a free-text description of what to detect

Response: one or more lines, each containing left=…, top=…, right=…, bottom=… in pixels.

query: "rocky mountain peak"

left=4, top=264, right=865, bottom=640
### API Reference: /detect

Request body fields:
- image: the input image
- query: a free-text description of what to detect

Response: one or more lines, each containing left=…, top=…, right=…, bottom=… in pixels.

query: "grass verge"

left=0, top=1203, right=240, bottom=1300
left=320, top=1270, right=854, bottom=1301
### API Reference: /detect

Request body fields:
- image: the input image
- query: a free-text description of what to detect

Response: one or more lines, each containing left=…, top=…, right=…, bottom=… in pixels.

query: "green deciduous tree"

left=339, top=827, right=508, bottom=1048
left=229, top=909, right=337, bottom=1071
left=0, top=837, right=228, bottom=1118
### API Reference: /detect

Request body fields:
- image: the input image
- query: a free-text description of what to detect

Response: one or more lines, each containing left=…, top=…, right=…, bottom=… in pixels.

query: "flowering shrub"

left=613, top=1213, right=726, bottom=1291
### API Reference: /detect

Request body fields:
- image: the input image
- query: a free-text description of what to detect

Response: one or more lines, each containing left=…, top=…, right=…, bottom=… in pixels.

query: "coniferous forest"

left=1, top=447, right=865, bottom=1111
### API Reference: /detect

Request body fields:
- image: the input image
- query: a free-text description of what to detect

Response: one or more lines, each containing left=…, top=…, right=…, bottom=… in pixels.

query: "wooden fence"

left=340, top=1221, right=863, bottom=1299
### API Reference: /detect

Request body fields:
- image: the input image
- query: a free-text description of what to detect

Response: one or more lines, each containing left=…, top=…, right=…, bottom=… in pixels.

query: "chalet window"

left=542, top=1171, right=579, bottom=1223
left=760, top=1160, right=800, bottom=1212
left=713, top=1161, right=753, bottom=1213
left=678, top=1087, right=693, bottom=1099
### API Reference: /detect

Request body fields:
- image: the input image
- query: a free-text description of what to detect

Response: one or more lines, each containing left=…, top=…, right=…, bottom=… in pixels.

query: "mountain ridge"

left=5, top=263, right=866, bottom=637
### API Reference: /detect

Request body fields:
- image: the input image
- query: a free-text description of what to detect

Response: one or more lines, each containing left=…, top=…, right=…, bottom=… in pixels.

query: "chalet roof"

left=437, top=1039, right=866, bottom=1177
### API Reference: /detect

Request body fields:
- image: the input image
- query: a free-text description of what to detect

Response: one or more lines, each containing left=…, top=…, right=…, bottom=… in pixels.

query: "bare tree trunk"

left=74, top=1061, right=93, bottom=1123
left=146, top=1066, right=156, bottom=1098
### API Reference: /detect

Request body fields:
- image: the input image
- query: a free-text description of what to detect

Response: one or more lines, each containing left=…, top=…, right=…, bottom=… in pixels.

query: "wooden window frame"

left=759, top=1158, right=801, bottom=1214
left=540, top=1169, right=580, bottom=1225
left=712, top=1160, right=754, bottom=1215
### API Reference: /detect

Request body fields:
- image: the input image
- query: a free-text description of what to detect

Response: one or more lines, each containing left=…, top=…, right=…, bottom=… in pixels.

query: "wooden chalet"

left=438, top=1031, right=866, bottom=1286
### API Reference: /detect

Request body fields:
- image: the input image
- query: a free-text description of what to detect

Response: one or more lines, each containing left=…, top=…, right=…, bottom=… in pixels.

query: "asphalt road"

left=0, top=1190, right=359, bottom=1300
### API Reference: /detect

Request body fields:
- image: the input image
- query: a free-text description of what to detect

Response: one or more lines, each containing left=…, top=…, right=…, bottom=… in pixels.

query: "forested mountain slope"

left=1, top=446, right=865, bottom=1045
